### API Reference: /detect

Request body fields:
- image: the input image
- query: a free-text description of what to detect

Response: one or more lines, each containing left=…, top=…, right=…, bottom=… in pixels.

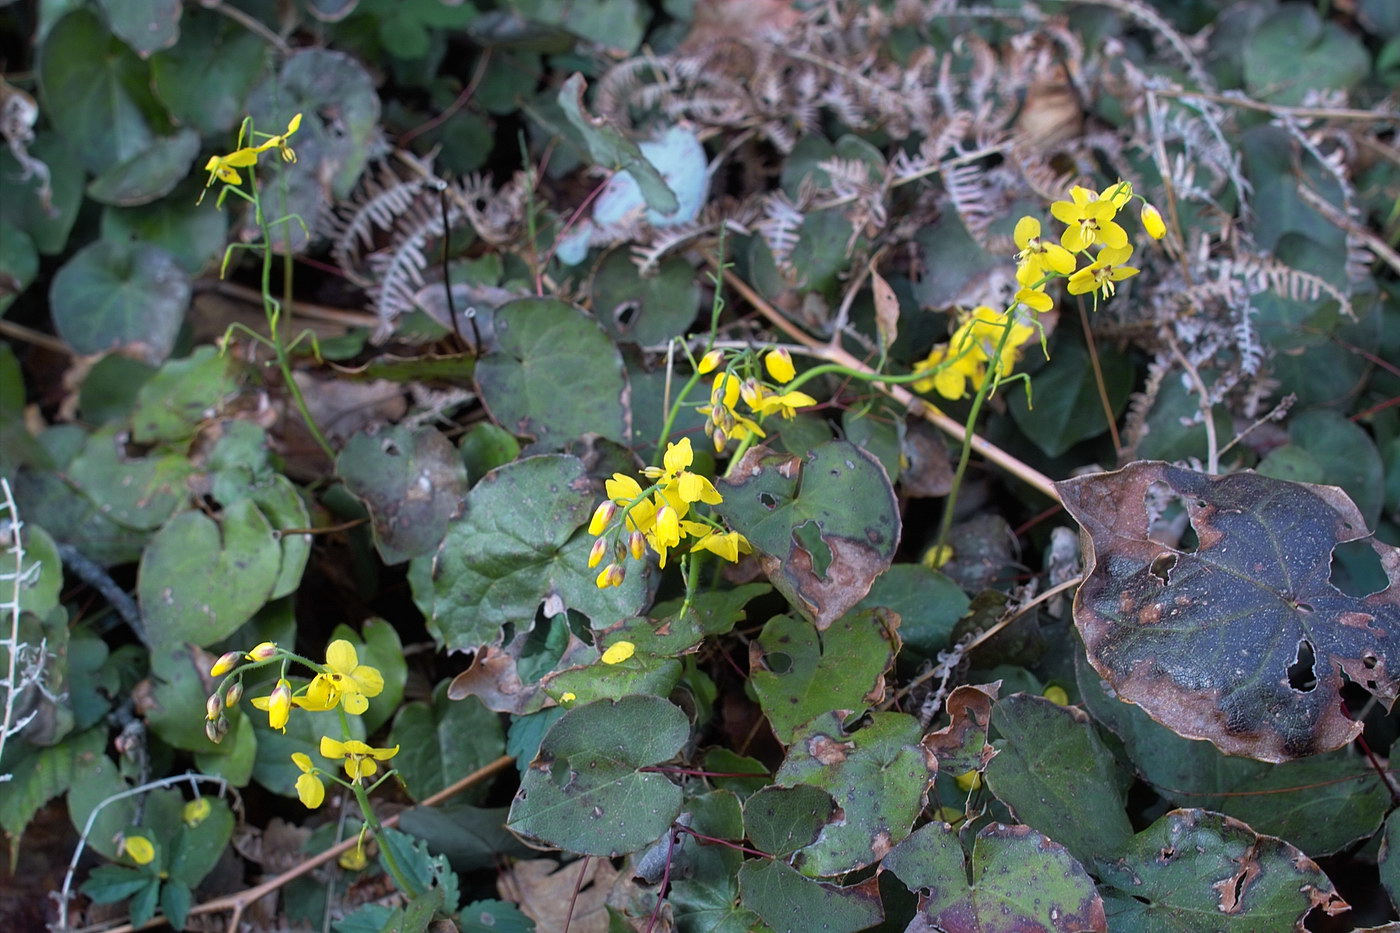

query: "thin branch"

left=1156, top=87, right=1399, bottom=123
left=0, top=317, right=72, bottom=355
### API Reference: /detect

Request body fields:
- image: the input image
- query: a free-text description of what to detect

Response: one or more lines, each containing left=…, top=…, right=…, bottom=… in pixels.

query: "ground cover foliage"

left=2, top=0, right=1400, bottom=930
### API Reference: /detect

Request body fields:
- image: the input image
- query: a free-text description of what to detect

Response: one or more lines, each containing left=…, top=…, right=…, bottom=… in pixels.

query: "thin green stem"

left=655, top=231, right=730, bottom=458
left=336, top=707, right=419, bottom=897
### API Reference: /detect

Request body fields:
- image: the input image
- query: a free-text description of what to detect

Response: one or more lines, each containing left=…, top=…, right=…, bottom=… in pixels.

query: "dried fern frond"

left=324, top=160, right=430, bottom=286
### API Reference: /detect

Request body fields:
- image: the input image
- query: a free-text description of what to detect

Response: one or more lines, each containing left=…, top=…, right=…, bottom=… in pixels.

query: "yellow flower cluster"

left=200, top=113, right=302, bottom=195
left=913, top=180, right=1164, bottom=400
left=206, top=638, right=384, bottom=738
left=588, top=437, right=751, bottom=585
left=291, top=738, right=400, bottom=809
left=698, top=349, right=818, bottom=452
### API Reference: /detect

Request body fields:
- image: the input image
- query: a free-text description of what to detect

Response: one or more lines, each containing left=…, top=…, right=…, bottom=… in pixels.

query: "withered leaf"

left=1058, top=461, right=1400, bottom=762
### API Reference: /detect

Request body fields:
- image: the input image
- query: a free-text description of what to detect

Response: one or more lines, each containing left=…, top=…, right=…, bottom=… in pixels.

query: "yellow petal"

left=663, top=437, right=694, bottom=475
left=371, top=744, right=400, bottom=760
left=601, top=641, right=635, bottom=665
left=1013, top=215, right=1040, bottom=250
left=123, top=836, right=155, bottom=865
left=1141, top=203, right=1166, bottom=240
left=697, top=349, right=723, bottom=374
left=764, top=348, right=796, bottom=383
left=286, top=112, right=303, bottom=135
left=325, top=639, right=358, bottom=675
left=292, top=752, right=314, bottom=773
left=296, top=772, right=325, bottom=809
left=320, top=735, right=348, bottom=759
left=351, top=665, right=384, bottom=697
left=341, top=692, right=369, bottom=715
left=605, top=473, right=643, bottom=502
left=1015, top=288, right=1053, bottom=313
left=1045, top=243, right=1077, bottom=275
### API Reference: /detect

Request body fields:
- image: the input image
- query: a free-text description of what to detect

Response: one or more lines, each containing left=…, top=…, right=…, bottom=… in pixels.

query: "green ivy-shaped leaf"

left=339, top=425, right=468, bottom=565
left=507, top=695, right=688, bottom=856
left=49, top=240, right=190, bottom=364
left=737, top=860, right=883, bottom=933
left=390, top=682, right=505, bottom=803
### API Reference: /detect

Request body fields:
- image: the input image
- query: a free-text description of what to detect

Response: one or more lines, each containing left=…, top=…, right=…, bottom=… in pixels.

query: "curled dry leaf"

left=1058, top=461, right=1400, bottom=762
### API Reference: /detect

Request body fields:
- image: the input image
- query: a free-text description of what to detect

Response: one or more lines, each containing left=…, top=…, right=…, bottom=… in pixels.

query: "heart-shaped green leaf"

left=50, top=240, right=190, bottom=363
left=339, top=425, right=468, bottom=564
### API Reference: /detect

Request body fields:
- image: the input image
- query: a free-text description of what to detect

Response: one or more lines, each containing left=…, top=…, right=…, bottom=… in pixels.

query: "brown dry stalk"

left=88, top=754, right=515, bottom=933
left=712, top=261, right=1059, bottom=501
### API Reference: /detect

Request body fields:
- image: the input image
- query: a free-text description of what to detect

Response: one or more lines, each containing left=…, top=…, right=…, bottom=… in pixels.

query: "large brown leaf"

left=1058, top=461, right=1400, bottom=762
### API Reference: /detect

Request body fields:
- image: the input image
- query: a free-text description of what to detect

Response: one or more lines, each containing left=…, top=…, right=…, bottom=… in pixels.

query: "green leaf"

left=459, top=422, right=520, bottom=484
left=130, top=346, right=237, bottom=444
left=475, top=297, right=630, bottom=447
left=1096, top=809, right=1345, bottom=930
left=421, top=454, right=654, bottom=653
left=1132, top=376, right=1233, bottom=463
left=76, top=353, right=156, bottom=426
left=0, top=133, right=85, bottom=256
left=130, top=878, right=161, bottom=928
left=67, top=750, right=136, bottom=859
left=39, top=10, right=162, bottom=174
left=1267, top=409, right=1385, bottom=528
left=841, top=406, right=902, bottom=484
left=1059, top=461, right=1400, bottom=762
left=166, top=798, right=234, bottom=887
left=592, top=252, right=699, bottom=345
left=86, top=129, right=200, bottom=206
left=515, top=0, right=648, bottom=55
left=159, top=880, right=192, bottom=930
left=390, top=681, right=506, bottom=803
left=457, top=900, right=535, bottom=933
left=49, top=240, right=190, bottom=363
left=250, top=692, right=365, bottom=797
left=775, top=711, right=935, bottom=877
left=377, top=828, right=460, bottom=913
left=143, top=643, right=235, bottom=753
left=96, top=0, right=181, bottom=55
left=670, top=791, right=758, bottom=933
left=854, top=563, right=968, bottom=660
left=0, top=222, right=37, bottom=317
left=737, top=860, right=883, bottom=933
left=556, top=74, right=676, bottom=215
left=82, top=864, right=153, bottom=904
left=1076, top=649, right=1388, bottom=856
left=0, top=728, right=104, bottom=850
left=398, top=806, right=534, bottom=872
left=150, top=9, right=268, bottom=135
left=1008, top=343, right=1133, bottom=457
left=1381, top=810, right=1400, bottom=913
left=751, top=610, right=898, bottom=744
left=335, top=903, right=400, bottom=933
left=885, top=822, right=1106, bottom=932
left=338, top=425, right=468, bottom=564
left=194, top=709, right=257, bottom=786
left=67, top=426, right=191, bottom=530
left=743, top=784, right=836, bottom=859
left=542, top=651, right=683, bottom=706
left=716, top=441, right=900, bottom=630
left=983, top=693, right=1133, bottom=866
left=138, top=500, right=282, bottom=649
left=507, top=695, right=688, bottom=856
left=101, top=193, right=229, bottom=276
left=608, top=583, right=771, bottom=657
left=1243, top=3, right=1369, bottom=105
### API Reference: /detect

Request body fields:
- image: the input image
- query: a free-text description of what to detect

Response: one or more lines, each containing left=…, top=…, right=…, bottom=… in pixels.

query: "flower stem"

left=336, top=708, right=419, bottom=897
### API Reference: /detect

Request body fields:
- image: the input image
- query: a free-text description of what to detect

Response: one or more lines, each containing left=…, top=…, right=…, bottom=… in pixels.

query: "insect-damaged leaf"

left=506, top=695, right=687, bottom=857
left=884, top=821, right=1107, bottom=933
left=1095, top=809, right=1348, bottom=931
left=716, top=441, right=900, bottom=630
left=1058, top=461, right=1400, bottom=762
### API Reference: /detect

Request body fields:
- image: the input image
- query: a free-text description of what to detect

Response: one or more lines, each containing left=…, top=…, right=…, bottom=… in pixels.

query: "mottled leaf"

left=738, top=860, right=883, bottom=933
left=1096, top=809, right=1347, bottom=931
left=1059, top=461, right=1400, bottom=761
left=921, top=683, right=999, bottom=777
left=339, top=425, right=468, bottom=564
left=717, top=441, right=900, bottom=630
left=743, top=784, right=836, bottom=858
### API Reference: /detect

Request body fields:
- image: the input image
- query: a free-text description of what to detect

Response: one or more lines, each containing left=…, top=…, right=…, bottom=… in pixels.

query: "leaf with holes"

left=884, top=821, right=1106, bottom=933
left=475, top=298, right=630, bottom=448
left=743, top=784, right=837, bottom=859
left=339, top=425, right=468, bottom=565
left=775, top=711, right=935, bottom=877
left=1095, top=809, right=1348, bottom=930
left=506, top=695, right=687, bottom=857
left=920, top=682, right=999, bottom=777
left=716, top=441, right=900, bottom=630
left=750, top=609, right=898, bottom=744
left=1058, top=461, right=1400, bottom=762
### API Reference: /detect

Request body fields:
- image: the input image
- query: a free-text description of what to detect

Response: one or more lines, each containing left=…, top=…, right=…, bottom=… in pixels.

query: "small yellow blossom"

left=210, top=650, right=241, bottom=677
left=339, top=843, right=369, bottom=871
left=292, top=752, right=325, bottom=809
left=642, top=438, right=723, bottom=507
left=1140, top=203, right=1166, bottom=240
left=1012, top=216, right=1076, bottom=285
left=601, top=641, right=636, bottom=665
left=202, top=147, right=260, bottom=187
left=123, top=835, right=155, bottom=865
left=183, top=797, right=212, bottom=827
left=595, top=563, right=625, bottom=589
left=922, top=544, right=954, bottom=569
left=251, top=678, right=293, bottom=731
left=256, top=113, right=301, bottom=163
left=753, top=389, right=818, bottom=420
left=1067, top=245, right=1139, bottom=299
left=1050, top=185, right=1129, bottom=252
left=764, top=348, right=796, bottom=383
left=1015, top=287, right=1053, bottom=313
left=298, top=640, right=385, bottom=716
left=697, top=349, right=724, bottom=374
left=320, top=737, right=399, bottom=780
left=691, top=529, right=752, bottom=563
left=588, top=537, right=608, bottom=568
left=954, top=770, right=982, bottom=792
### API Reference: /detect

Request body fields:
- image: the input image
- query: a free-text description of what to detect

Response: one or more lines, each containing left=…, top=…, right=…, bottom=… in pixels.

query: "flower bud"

left=268, top=679, right=292, bottom=731
left=588, top=500, right=617, bottom=536
left=247, top=641, right=278, bottom=662
left=764, top=348, right=796, bottom=383
left=1140, top=203, right=1166, bottom=240
left=588, top=536, right=608, bottom=568
left=608, top=563, right=626, bottom=588
left=697, top=349, right=724, bottom=374
left=596, top=563, right=620, bottom=589
left=224, top=681, right=243, bottom=706
left=629, top=531, right=646, bottom=561
left=210, top=650, right=242, bottom=677
left=711, top=427, right=727, bottom=453
left=740, top=379, right=765, bottom=410
left=206, top=718, right=224, bottom=744
left=206, top=693, right=224, bottom=722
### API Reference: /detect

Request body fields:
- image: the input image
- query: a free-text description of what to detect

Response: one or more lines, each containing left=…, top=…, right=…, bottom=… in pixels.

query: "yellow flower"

left=255, top=113, right=301, bottom=163
left=642, top=438, right=723, bottom=506
left=183, top=797, right=211, bottom=827
left=210, top=650, right=242, bottom=677
left=1050, top=185, right=1129, bottom=252
left=320, top=736, right=399, bottom=780
left=764, top=348, right=796, bottom=383
left=753, top=389, right=818, bottom=420
left=690, top=529, right=752, bottom=562
left=922, top=544, right=954, bottom=569
left=1140, top=203, right=1166, bottom=240
left=298, top=640, right=385, bottom=716
left=1067, top=245, right=1138, bottom=299
left=699, top=374, right=766, bottom=450
left=601, top=641, right=635, bottom=665
left=123, top=835, right=155, bottom=865
left=251, top=678, right=293, bottom=731
left=338, top=843, right=369, bottom=871
left=1012, top=216, right=1076, bottom=285
left=1014, top=287, right=1053, bottom=313
left=697, top=349, right=724, bottom=374
left=203, top=147, right=260, bottom=187
left=246, top=642, right=278, bottom=661
left=912, top=344, right=981, bottom=400
left=292, top=752, right=325, bottom=808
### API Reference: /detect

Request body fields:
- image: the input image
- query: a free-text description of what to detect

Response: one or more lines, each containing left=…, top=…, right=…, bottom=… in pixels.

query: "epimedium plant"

left=1, top=1, right=1399, bottom=932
